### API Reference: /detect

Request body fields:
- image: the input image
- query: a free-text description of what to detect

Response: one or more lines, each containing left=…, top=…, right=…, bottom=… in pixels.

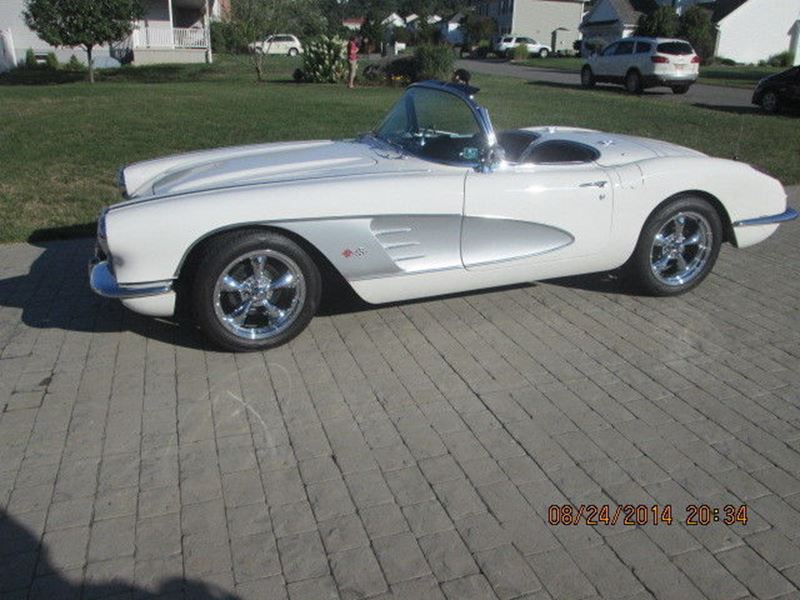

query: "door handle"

left=580, top=180, right=607, bottom=188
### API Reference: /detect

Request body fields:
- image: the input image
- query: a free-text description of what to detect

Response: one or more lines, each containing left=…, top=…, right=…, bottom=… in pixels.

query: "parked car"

left=752, top=65, right=800, bottom=114
left=91, top=81, right=796, bottom=351
left=493, top=35, right=551, bottom=58
left=249, top=34, right=302, bottom=56
left=581, top=37, right=700, bottom=94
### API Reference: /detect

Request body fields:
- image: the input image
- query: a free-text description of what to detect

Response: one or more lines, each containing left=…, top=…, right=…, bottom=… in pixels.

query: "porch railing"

left=131, top=26, right=207, bottom=49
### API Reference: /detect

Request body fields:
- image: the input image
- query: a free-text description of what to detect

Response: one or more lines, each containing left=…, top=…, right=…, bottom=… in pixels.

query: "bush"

left=767, top=51, right=793, bottom=68
left=210, top=21, right=248, bottom=53
left=413, top=44, right=454, bottom=81
left=45, top=51, right=59, bottom=70
left=511, top=44, right=529, bottom=61
left=25, top=48, right=37, bottom=69
left=301, top=35, right=346, bottom=83
left=65, top=54, right=86, bottom=71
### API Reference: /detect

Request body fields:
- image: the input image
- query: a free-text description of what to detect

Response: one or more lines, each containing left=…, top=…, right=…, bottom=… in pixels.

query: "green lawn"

left=517, top=56, right=785, bottom=88
left=1, top=55, right=798, bottom=243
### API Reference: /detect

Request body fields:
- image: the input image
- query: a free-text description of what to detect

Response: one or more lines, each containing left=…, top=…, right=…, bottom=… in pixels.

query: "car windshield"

left=373, top=86, right=486, bottom=164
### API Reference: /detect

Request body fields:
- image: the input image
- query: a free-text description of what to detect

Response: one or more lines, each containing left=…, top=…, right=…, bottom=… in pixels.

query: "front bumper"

left=733, top=207, right=798, bottom=227
left=89, top=260, right=173, bottom=298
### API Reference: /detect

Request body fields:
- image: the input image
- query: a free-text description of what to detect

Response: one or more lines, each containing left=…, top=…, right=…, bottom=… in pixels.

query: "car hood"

left=119, top=139, right=397, bottom=200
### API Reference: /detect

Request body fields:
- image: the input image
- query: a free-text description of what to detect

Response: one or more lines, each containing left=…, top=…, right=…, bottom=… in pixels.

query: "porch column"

left=792, top=20, right=800, bottom=66
left=205, top=0, right=213, bottom=63
left=167, top=0, right=175, bottom=49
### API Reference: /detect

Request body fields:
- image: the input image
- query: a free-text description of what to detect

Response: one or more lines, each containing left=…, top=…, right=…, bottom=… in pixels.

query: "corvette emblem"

left=341, top=247, right=367, bottom=258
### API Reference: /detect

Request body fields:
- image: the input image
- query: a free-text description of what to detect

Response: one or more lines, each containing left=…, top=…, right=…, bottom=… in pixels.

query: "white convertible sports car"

left=90, top=81, right=797, bottom=351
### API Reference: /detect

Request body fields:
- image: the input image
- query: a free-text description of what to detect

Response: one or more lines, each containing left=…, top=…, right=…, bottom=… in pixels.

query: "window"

left=502, top=36, right=514, bottom=43
left=614, top=41, right=635, bottom=55
left=374, top=87, right=485, bottom=164
left=524, top=140, right=600, bottom=165
left=635, top=41, right=652, bottom=54
left=602, top=42, right=618, bottom=56
left=657, top=42, right=694, bottom=55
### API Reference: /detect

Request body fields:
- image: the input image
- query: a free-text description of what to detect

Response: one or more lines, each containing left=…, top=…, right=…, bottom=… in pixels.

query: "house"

left=712, top=0, right=800, bottom=65
left=342, top=17, right=366, bottom=31
left=382, top=13, right=406, bottom=28
left=0, top=0, right=216, bottom=71
left=405, top=14, right=443, bottom=31
left=474, top=0, right=586, bottom=53
left=579, top=0, right=658, bottom=52
left=438, top=13, right=466, bottom=45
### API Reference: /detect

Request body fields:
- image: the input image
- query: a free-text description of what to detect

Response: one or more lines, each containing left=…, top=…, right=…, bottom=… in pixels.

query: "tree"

left=678, top=5, right=715, bottom=63
left=230, top=0, right=325, bottom=81
left=463, top=14, right=496, bottom=46
left=23, top=0, right=143, bottom=83
left=636, top=6, right=679, bottom=38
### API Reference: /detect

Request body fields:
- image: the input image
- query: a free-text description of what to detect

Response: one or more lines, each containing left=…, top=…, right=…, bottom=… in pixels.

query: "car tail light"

left=651, top=55, right=669, bottom=64
left=691, top=56, right=701, bottom=64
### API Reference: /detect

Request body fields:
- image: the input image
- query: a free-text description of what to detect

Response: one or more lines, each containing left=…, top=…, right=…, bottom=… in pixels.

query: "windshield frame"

left=372, top=81, right=497, bottom=168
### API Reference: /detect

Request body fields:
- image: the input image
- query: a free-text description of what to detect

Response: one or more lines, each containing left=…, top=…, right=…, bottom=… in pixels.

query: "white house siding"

left=0, top=0, right=113, bottom=65
left=715, top=0, right=800, bottom=64
left=512, top=0, right=585, bottom=52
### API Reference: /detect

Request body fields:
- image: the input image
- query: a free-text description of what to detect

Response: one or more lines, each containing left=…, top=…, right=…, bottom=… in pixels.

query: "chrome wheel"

left=213, top=250, right=306, bottom=341
left=650, top=211, right=712, bottom=287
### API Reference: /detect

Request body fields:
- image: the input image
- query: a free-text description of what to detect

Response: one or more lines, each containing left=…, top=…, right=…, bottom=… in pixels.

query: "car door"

left=611, top=40, right=635, bottom=78
left=593, top=42, right=618, bottom=78
left=461, top=146, right=613, bottom=270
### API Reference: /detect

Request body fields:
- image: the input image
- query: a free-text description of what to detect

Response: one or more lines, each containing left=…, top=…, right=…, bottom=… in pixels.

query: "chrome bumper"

left=89, top=260, right=173, bottom=299
left=733, top=207, right=798, bottom=227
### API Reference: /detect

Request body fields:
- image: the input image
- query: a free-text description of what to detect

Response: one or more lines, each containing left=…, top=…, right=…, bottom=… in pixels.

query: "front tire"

left=626, top=196, right=722, bottom=296
left=192, top=230, right=321, bottom=351
left=581, top=65, right=595, bottom=88
left=761, top=91, right=780, bottom=114
left=625, top=70, right=642, bottom=94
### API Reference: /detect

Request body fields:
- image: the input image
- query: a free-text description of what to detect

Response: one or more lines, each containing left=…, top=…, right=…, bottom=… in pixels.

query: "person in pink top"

left=347, top=35, right=360, bottom=89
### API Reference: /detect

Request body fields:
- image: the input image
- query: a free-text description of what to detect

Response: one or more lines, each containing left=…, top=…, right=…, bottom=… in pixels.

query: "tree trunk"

left=86, top=45, right=94, bottom=83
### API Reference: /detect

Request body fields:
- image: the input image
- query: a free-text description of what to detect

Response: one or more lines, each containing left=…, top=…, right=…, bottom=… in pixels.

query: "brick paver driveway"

left=1, top=189, right=799, bottom=600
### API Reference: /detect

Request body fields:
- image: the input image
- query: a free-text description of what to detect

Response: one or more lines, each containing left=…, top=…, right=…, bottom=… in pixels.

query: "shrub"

left=413, top=44, right=454, bottom=81
left=210, top=20, right=248, bottom=53
left=45, top=51, right=59, bottom=70
left=511, top=44, right=529, bottom=61
left=25, top=48, right=37, bottom=69
left=65, top=54, right=86, bottom=71
left=767, top=51, right=793, bottom=68
left=301, top=35, right=346, bottom=83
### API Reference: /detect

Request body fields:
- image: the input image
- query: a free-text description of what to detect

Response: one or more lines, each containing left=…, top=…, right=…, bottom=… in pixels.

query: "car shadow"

left=1, top=236, right=631, bottom=350
left=693, top=103, right=800, bottom=117
left=0, top=509, right=240, bottom=598
left=525, top=79, right=672, bottom=96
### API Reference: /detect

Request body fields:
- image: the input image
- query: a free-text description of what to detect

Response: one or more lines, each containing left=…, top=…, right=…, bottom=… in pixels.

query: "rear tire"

left=626, top=196, right=722, bottom=296
left=625, top=70, right=643, bottom=94
left=581, top=65, right=595, bottom=88
left=671, top=84, right=690, bottom=95
left=538, top=48, right=549, bottom=58
left=288, top=48, right=299, bottom=57
left=192, top=230, right=321, bottom=352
